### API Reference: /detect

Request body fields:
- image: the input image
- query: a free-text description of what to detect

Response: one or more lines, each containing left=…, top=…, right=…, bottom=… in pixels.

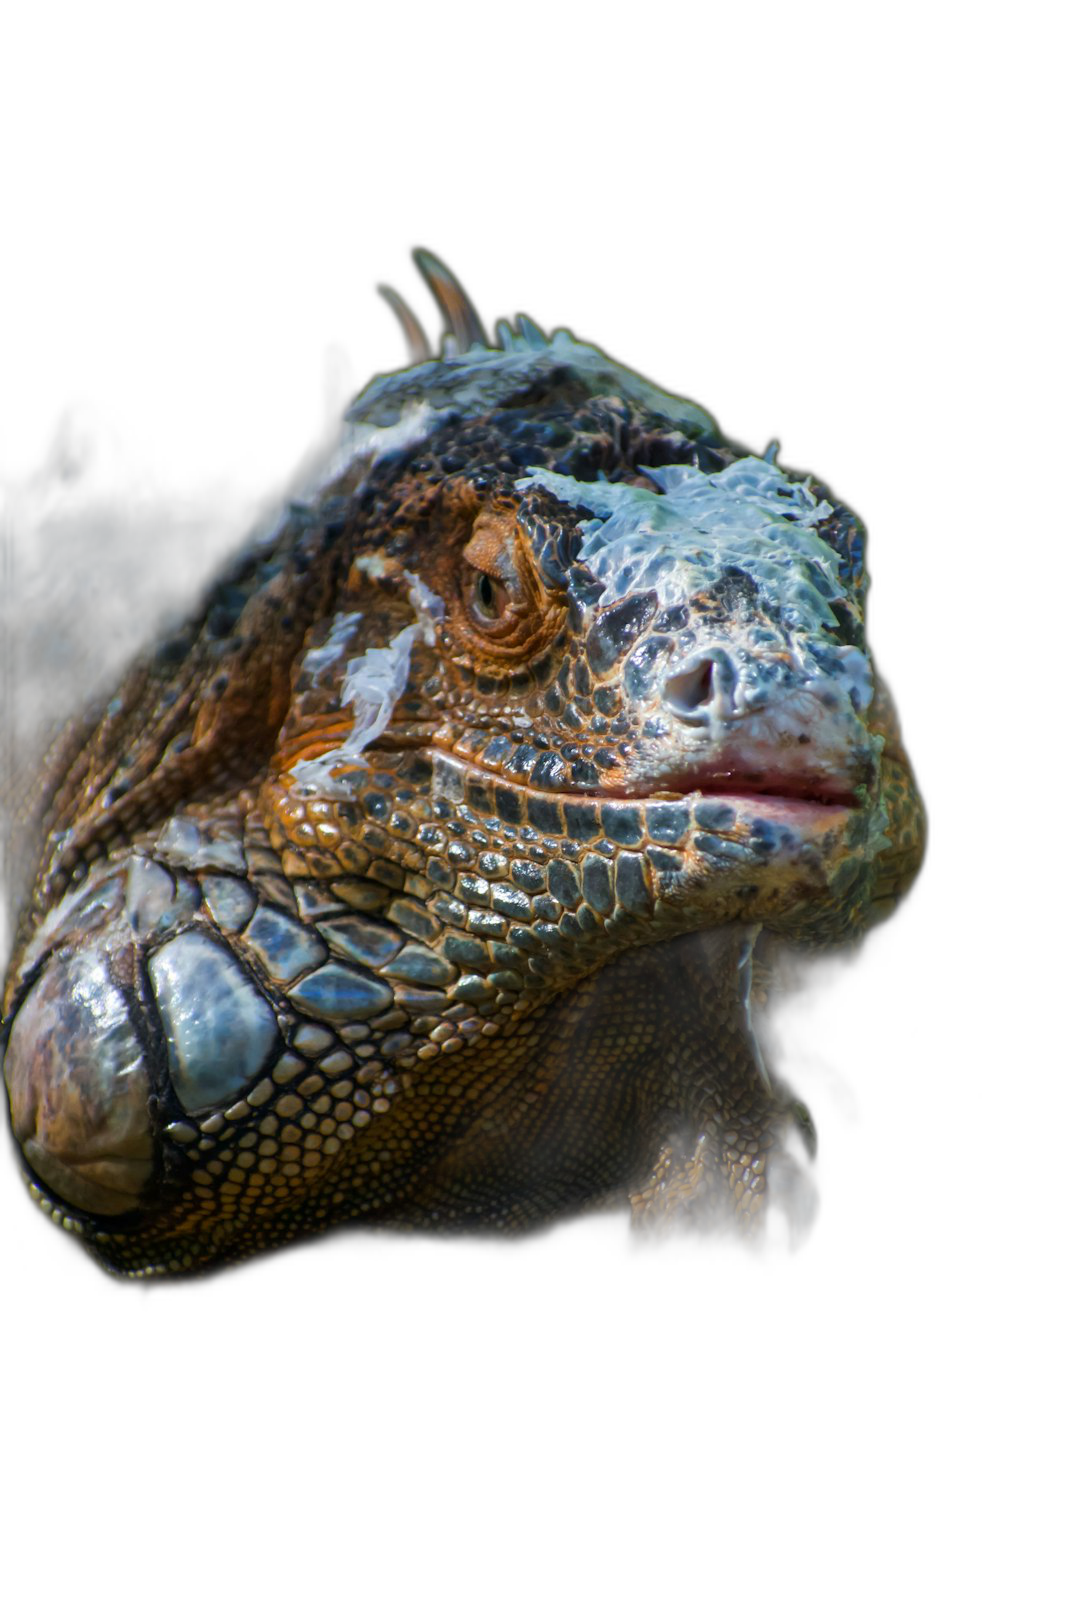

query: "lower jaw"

left=691, top=789, right=855, bottom=829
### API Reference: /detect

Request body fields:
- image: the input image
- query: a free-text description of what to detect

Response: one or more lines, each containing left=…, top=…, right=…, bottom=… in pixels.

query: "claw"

left=377, top=283, right=432, bottom=364
left=761, top=1140, right=819, bottom=1250
left=413, top=247, right=488, bottom=352
left=787, top=1095, right=818, bottom=1161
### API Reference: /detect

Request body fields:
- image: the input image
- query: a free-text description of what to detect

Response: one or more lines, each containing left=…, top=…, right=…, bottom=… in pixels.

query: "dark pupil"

left=476, top=574, right=496, bottom=614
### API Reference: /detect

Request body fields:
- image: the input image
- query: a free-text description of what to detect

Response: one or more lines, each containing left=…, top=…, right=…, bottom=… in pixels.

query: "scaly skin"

left=1, top=253, right=925, bottom=1276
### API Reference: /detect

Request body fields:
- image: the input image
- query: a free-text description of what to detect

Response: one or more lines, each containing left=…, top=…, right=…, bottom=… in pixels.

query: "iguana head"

left=2, top=252, right=925, bottom=1273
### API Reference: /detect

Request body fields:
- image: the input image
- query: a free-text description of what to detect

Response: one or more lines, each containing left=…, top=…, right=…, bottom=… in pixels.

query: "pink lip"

left=696, top=789, right=854, bottom=826
left=627, top=766, right=860, bottom=812
left=437, top=747, right=859, bottom=820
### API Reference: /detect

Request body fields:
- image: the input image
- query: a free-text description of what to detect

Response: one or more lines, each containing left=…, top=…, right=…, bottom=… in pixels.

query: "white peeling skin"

left=814, top=644, right=875, bottom=715
left=290, top=576, right=445, bottom=797
left=402, top=569, right=445, bottom=645
left=290, top=626, right=416, bottom=794
left=519, top=458, right=845, bottom=621
left=338, top=627, right=419, bottom=750
left=296, top=611, right=365, bottom=679
left=348, top=556, right=447, bottom=644
left=519, top=457, right=878, bottom=789
left=154, top=818, right=246, bottom=876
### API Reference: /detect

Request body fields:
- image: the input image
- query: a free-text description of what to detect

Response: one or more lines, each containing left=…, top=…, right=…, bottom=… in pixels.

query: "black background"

left=2, top=145, right=997, bottom=1399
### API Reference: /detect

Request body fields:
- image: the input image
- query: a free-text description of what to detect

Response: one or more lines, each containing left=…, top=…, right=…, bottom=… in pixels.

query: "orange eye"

left=468, top=568, right=511, bottom=627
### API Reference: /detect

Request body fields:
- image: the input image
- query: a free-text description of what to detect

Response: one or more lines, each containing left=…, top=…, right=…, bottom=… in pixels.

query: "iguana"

left=1, top=252, right=925, bottom=1277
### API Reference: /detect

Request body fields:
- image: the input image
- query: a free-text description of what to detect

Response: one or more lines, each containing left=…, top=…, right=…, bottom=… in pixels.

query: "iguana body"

left=1, top=253, right=925, bottom=1276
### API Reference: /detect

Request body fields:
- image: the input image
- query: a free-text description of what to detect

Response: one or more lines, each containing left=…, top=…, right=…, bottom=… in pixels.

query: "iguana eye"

left=470, top=569, right=509, bottom=624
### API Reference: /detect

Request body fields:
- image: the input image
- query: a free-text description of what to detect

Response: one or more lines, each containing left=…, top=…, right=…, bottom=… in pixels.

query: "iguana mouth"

left=436, top=748, right=858, bottom=817
left=642, top=768, right=861, bottom=811
left=301, top=731, right=864, bottom=816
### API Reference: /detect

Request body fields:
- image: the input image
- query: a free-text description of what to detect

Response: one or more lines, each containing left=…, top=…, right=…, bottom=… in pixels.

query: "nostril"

left=664, top=660, right=713, bottom=721
left=663, top=651, right=735, bottom=723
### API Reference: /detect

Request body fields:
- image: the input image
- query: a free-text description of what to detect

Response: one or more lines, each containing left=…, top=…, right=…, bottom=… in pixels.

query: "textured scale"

left=1, top=252, right=925, bottom=1276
